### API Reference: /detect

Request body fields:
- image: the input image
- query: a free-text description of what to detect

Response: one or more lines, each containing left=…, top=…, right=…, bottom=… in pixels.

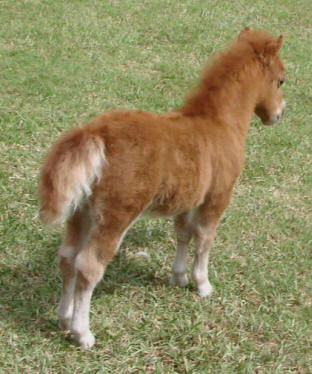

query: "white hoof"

left=198, top=282, right=213, bottom=298
left=170, top=273, right=188, bottom=287
left=78, top=331, right=95, bottom=350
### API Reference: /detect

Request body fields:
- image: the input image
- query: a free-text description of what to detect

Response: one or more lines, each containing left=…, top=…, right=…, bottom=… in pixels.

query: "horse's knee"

left=74, top=250, right=105, bottom=288
left=59, top=244, right=77, bottom=264
left=59, top=255, right=75, bottom=282
left=58, top=245, right=77, bottom=279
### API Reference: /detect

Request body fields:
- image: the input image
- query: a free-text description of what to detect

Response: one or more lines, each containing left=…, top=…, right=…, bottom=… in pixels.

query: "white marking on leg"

left=192, top=249, right=213, bottom=297
left=69, top=212, right=142, bottom=348
left=57, top=246, right=77, bottom=329
left=192, top=223, right=214, bottom=297
left=70, top=250, right=105, bottom=349
left=57, top=275, right=76, bottom=330
left=170, top=212, right=194, bottom=287
left=71, top=286, right=96, bottom=349
left=57, top=209, right=92, bottom=329
left=170, top=241, right=189, bottom=287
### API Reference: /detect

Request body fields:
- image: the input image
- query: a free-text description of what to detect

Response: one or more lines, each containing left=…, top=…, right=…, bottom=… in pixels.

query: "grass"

left=0, top=0, right=311, bottom=372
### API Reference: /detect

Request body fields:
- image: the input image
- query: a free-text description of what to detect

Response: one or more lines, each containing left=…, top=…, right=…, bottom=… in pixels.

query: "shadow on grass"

left=0, top=224, right=172, bottom=339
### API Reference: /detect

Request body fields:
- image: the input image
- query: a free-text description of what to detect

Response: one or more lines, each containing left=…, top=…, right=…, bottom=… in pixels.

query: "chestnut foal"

left=39, top=28, right=285, bottom=348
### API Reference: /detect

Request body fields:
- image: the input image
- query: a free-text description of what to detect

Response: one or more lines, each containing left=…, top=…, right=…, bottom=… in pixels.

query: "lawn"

left=0, top=0, right=311, bottom=372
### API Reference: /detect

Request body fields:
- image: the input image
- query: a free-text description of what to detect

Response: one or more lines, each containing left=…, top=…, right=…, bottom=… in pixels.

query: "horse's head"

left=239, top=27, right=286, bottom=125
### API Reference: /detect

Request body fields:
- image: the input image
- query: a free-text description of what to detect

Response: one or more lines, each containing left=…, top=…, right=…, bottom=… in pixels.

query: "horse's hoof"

left=170, top=274, right=188, bottom=287
left=198, top=283, right=213, bottom=298
left=78, top=331, right=95, bottom=350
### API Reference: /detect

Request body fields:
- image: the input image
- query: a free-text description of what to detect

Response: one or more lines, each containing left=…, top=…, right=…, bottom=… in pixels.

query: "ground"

left=0, top=0, right=311, bottom=372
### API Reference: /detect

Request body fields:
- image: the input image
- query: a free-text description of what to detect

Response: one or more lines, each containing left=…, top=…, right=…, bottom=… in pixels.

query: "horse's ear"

left=265, top=35, right=283, bottom=55
left=238, top=26, right=250, bottom=41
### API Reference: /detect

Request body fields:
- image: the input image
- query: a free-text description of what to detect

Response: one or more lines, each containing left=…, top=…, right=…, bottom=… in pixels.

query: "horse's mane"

left=181, top=31, right=279, bottom=116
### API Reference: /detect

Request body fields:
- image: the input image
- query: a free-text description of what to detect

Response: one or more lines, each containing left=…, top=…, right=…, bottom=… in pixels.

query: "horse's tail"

left=38, top=127, right=106, bottom=225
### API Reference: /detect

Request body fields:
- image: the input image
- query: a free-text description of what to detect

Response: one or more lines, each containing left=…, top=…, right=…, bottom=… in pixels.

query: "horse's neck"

left=181, top=68, right=260, bottom=138
left=215, top=80, right=258, bottom=136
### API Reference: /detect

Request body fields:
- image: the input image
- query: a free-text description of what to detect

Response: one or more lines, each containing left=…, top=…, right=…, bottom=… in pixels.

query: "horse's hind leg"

left=70, top=236, right=105, bottom=349
left=58, top=206, right=91, bottom=330
left=70, top=208, right=142, bottom=349
left=170, top=212, right=193, bottom=287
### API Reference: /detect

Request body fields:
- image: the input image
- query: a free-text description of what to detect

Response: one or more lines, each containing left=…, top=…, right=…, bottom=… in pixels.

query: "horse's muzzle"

left=264, top=100, right=286, bottom=125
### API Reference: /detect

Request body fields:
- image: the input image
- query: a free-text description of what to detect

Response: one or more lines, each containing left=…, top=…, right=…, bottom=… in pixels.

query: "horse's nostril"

left=276, top=114, right=280, bottom=120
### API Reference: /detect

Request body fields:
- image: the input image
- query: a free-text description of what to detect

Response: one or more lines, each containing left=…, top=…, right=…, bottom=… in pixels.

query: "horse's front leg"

left=170, top=212, right=193, bottom=287
left=192, top=221, right=218, bottom=297
left=191, top=193, right=233, bottom=298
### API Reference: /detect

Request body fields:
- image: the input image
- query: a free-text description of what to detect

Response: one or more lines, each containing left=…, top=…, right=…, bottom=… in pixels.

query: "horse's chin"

left=256, top=111, right=279, bottom=126
left=262, top=111, right=284, bottom=125
left=263, top=117, right=280, bottom=126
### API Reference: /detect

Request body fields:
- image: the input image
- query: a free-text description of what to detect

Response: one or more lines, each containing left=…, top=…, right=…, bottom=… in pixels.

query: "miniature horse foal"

left=39, top=28, right=286, bottom=348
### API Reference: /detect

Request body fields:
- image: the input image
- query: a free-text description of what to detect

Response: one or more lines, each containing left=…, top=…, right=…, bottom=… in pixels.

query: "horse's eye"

left=278, top=79, right=285, bottom=87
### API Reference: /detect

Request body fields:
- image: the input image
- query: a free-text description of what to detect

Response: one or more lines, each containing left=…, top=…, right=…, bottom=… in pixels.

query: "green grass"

left=0, top=0, right=311, bottom=372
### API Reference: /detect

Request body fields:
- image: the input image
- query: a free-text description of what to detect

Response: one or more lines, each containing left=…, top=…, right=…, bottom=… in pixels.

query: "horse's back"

left=85, top=110, right=213, bottom=216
